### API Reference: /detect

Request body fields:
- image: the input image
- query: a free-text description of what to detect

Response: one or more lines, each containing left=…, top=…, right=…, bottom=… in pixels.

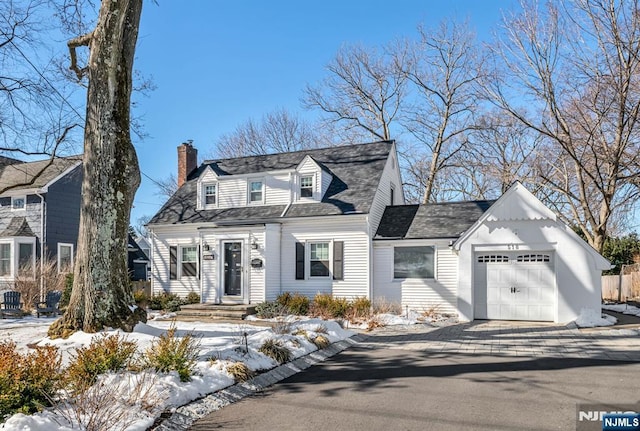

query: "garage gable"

left=453, top=182, right=610, bottom=270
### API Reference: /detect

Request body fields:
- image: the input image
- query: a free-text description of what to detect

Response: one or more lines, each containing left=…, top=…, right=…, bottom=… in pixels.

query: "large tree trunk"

left=49, top=0, right=145, bottom=337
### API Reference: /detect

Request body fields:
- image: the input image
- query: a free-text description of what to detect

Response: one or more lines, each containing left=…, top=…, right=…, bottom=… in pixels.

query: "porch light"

left=203, top=242, right=210, bottom=251
left=251, top=241, right=259, bottom=250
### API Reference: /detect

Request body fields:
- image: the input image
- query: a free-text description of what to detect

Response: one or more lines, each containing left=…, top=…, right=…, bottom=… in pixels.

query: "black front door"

left=224, top=242, right=242, bottom=296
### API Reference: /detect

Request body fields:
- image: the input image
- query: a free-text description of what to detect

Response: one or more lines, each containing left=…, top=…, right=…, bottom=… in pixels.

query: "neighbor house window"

left=394, top=246, right=435, bottom=279
left=181, top=246, right=197, bottom=277
left=0, top=244, right=11, bottom=276
left=300, top=175, right=313, bottom=198
left=11, top=196, right=25, bottom=211
left=58, top=243, right=74, bottom=273
left=309, top=242, right=330, bottom=277
left=18, top=243, right=33, bottom=276
left=204, top=184, right=217, bottom=206
left=249, top=180, right=264, bottom=203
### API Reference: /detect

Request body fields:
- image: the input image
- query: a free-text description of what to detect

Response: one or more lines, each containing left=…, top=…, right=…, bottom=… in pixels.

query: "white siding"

left=368, top=144, right=404, bottom=236
left=218, top=178, right=246, bottom=208
left=265, top=173, right=292, bottom=206
left=249, top=231, right=266, bottom=303
left=196, top=168, right=218, bottom=210
left=280, top=217, right=370, bottom=299
left=264, top=224, right=281, bottom=301
left=151, top=228, right=201, bottom=298
left=373, top=241, right=458, bottom=314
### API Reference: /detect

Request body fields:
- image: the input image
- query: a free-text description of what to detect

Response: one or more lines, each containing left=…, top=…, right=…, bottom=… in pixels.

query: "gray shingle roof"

left=375, top=200, right=495, bottom=240
left=0, top=156, right=82, bottom=193
left=149, top=141, right=393, bottom=225
left=0, top=217, right=35, bottom=237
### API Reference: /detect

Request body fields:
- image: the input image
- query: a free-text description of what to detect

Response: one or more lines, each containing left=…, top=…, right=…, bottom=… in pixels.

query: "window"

left=181, top=246, right=197, bottom=277
left=394, top=246, right=434, bottom=279
left=58, top=243, right=74, bottom=273
left=204, top=184, right=217, bottom=206
left=18, top=243, right=33, bottom=275
left=0, top=244, right=10, bottom=276
left=516, top=254, right=550, bottom=262
left=477, top=255, right=509, bottom=263
left=309, top=242, right=330, bottom=277
left=11, top=196, right=25, bottom=211
left=249, top=180, right=264, bottom=203
left=300, top=175, right=313, bottom=198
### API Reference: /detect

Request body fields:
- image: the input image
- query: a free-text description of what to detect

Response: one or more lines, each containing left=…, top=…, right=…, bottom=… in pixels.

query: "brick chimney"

left=177, top=141, right=197, bottom=187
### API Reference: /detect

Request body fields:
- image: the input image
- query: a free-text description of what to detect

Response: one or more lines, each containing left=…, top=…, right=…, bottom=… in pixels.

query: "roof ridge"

left=202, top=140, right=393, bottom=164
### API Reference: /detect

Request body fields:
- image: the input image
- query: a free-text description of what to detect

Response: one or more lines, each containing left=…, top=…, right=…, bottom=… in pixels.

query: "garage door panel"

left=475, top=252, right=555, bottom=322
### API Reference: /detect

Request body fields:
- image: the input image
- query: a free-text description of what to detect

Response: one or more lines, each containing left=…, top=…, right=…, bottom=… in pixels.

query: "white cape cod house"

left=147, top=141, right=609, bottom=323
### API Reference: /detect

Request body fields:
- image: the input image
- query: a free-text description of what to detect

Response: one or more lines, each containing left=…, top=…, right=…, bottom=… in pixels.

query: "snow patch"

left=575, top=308, right=617, bottom=328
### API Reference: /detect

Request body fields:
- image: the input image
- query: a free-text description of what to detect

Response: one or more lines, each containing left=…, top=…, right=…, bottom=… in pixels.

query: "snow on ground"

left=602, top=303, right=640, bottom=317
left=0, top=316, right=354, bottom=431
left=575, top=308, right=617, bottom=328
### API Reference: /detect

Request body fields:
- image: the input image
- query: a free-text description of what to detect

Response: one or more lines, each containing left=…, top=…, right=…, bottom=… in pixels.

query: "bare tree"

left=50, top=0, right=145, bottom=336
left=0, top=0, right=81, bottom=164
left=485, top=0, right=640, bottom=252
left=213, top=108, right=328, bottom=158
left=448, top=110, right=541, bottom=199
left=401, top=19, right=486, bottom=203
left=303, top=44, right=407, bottom=142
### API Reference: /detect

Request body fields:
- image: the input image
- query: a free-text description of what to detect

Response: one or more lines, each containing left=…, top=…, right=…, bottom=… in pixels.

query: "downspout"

left=35, top=191, right=46, bottom=301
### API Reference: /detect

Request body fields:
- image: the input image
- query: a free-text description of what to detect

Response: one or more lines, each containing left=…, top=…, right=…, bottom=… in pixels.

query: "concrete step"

left=176, top=304, right=256, bottom=321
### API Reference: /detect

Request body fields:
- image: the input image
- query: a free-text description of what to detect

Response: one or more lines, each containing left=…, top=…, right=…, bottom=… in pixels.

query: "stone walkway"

left=359, top=320, right=640, bottom=361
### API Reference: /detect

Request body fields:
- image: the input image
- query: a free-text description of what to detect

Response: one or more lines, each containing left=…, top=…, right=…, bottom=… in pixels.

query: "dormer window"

left=11, top=196, right=25, bottom=211
left=249, top=180, right=264, bottom=204
left=204, top=184, right=217, bottom=205
left=300, top=175, right=313, bottom=198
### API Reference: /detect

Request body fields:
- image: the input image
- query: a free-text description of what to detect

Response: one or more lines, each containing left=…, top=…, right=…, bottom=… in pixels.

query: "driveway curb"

left=151, top=334, right=366, bottom=431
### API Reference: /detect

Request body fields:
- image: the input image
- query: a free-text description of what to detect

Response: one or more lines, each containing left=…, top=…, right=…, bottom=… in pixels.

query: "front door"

left=223, top=242, right=243, bottom=297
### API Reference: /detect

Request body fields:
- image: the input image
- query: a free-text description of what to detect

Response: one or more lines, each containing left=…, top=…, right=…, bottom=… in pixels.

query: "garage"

left=473, top=252, right=555, bottom=321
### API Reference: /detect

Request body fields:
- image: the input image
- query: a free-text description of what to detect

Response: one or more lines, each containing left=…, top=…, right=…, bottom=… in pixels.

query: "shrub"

left=144, top=326, right=200, bottom=382
left=330, top=297, right=350, bottom=318
left=185, top=291, right=200, bottom=304
left=254, top=301, right=287, bottom=318
left=65, top=334, right=137, bottom=392
left=259, top=339, right=291, bottom=364
left=372, top=298, right=402, bottom=315
left=133, top=290, right=148, bottom=308
left=0, top=341, right=62, bottom=417
left=310, top=293, right=334, bottom=319
left=226, top=362, right=255, bottom=383
left=14, top=259, right=68, bottom=312
left=149, top=292, right=185, bottom=312
left=276, top=292, right=292, bottom=307
left=346, top=297, right=372, bottom=321
left=275, top=292, right=310, bottom=315
left=312, top=334, right=330, bottom=349
left=272, top=319, right=292, bottom=335
left=314, top=324, right=328, bottom=334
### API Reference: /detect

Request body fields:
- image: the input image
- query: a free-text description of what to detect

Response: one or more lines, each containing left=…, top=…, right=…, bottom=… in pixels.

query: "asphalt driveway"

left=191, top=322, right=640, bottom=430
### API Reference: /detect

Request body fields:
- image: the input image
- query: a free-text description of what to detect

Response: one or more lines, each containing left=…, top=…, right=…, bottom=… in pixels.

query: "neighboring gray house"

left=0, top=156, right=82, bottom=287
left=148, top=141, right=609, bottom=323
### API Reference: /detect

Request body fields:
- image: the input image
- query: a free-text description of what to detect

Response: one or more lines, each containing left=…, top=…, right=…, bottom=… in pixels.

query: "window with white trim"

left=309, top=242, right=330, bottom=277
left=0, top=244, right=11, bottom=276
left=181, top=246, right=197, bottom=277
left=300, top=175, right=314, bottom=198
left=18, top=243, right=34, bottom=276
left=394, top=246, right=435, bottom=279
left=204, top=184, right=217, bottom=206
left=58, top=243, right=74, bottom=273
left=248, top=180, right=264, bottom=204
left=11, top=196, right=25, bottom=211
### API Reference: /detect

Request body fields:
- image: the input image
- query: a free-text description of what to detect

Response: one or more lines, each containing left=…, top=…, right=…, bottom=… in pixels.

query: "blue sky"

left=131, top=0, right=519, bottom=225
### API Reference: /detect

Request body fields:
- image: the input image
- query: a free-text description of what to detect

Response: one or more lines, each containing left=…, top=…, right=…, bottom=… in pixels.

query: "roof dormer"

left=295, top=155, right=332, bottom=202
left=196, top=165, right=219, bottom=210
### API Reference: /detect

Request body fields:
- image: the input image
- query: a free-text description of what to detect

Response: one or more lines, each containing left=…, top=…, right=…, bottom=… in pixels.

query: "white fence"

left=602, top=273, right=640, bottom=301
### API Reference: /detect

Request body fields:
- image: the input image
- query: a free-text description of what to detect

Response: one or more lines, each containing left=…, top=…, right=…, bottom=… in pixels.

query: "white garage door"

left=474, top=252, right=555, bottom=321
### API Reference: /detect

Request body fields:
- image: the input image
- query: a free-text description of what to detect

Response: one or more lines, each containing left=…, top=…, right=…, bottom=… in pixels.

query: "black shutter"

left=197, top=245, right=201, bottom=280
left=333, top=241, right=344, bottom=280
left=169, top=246, right=177, bottom=280
left=295, top=242, right=305, bottom=280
